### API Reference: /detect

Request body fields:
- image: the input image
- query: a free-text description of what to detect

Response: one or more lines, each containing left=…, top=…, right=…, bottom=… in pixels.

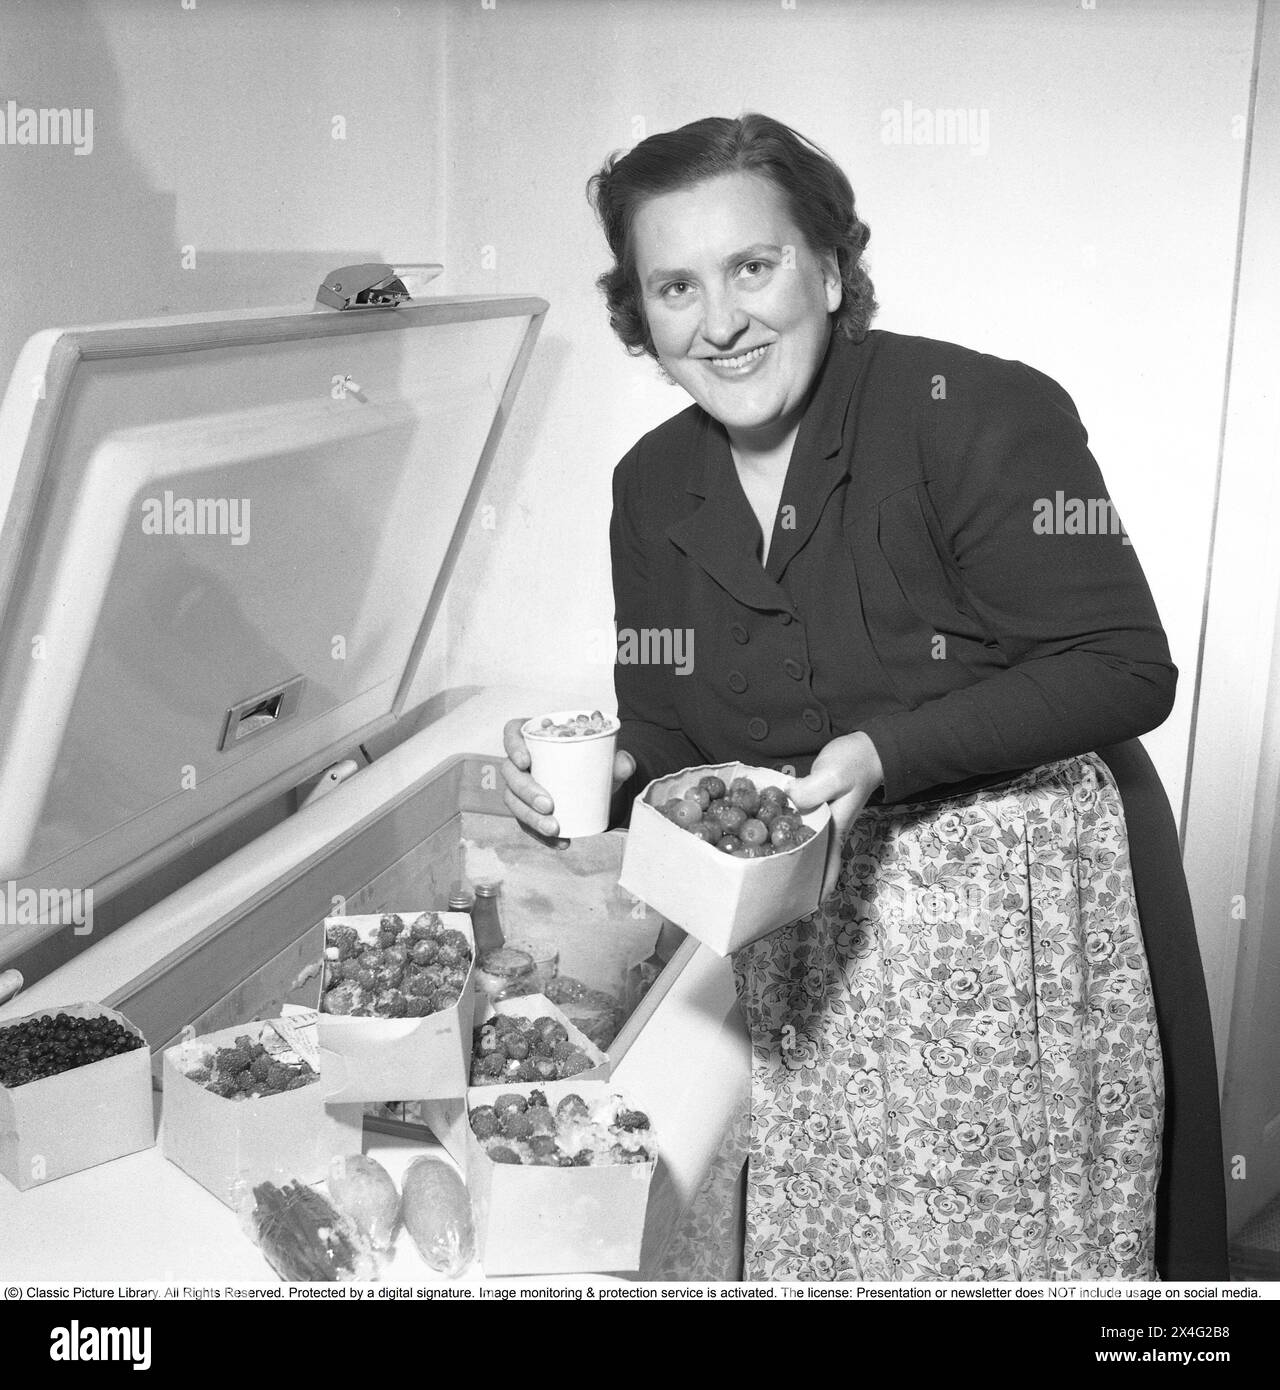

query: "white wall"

left=0, top=0, right=445, bottom=380
left=430, top=0, right=1257, bottom=822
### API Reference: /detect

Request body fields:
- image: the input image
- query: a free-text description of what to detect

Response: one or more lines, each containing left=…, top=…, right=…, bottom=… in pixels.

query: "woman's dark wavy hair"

left=586, top=113, right=877, bottom=359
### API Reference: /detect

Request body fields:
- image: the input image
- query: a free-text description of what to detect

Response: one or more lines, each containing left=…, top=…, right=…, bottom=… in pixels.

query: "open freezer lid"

left=0, top=289, right=546, bottom=897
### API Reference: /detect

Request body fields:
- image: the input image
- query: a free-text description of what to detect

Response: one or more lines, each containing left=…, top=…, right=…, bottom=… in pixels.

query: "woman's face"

left=632, top=170, right=842, bottom=450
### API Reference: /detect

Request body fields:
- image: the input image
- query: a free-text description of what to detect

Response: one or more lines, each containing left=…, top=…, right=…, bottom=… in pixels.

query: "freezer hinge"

left=315, top=262, right=443, bottom=311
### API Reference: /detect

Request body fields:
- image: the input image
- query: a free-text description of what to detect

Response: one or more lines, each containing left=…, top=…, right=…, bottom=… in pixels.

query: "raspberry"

left=493, top=1092, right=528, bottom=1116
left=615, top=1108, right=651, bottom=1132
left=216, top=1046, right=252, bottom=1077
left=487, top=1145, right=522, bottom=1165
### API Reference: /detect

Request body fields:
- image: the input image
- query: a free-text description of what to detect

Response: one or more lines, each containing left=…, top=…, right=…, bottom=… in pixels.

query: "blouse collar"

left=666, top=329, right=872, bottom=603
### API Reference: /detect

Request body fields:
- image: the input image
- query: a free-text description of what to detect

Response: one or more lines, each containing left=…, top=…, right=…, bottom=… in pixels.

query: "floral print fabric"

left=732, top=753, right=1164, bottom=1281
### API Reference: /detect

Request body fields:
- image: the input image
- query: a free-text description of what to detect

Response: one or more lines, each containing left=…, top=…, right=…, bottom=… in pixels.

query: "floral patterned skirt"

left=732, top=753, right=1165, bottom=1282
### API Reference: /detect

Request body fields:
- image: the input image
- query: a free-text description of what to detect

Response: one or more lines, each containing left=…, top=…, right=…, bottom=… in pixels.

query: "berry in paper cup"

left=521, top=709, right=619, bottom=838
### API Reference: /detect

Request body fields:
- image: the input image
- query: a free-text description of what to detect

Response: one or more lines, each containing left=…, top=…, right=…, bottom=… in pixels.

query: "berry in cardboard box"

left=470, top=1088, right=653, bottom=1168
left=186, top=1033, right=317, bottom=1100
left=322, top=911, right=472, bottom=1019
left=0, top=1003, right=154, bottom=1191
left=470, top=1011, right=598, bottom=1086
left=315, top=910, right=476, bottom=1104
left=660, top=774, right=817, bottom=858
left=619, top=762, right=830, bottom=956
left=0, top=1010, right=144, bottom=1087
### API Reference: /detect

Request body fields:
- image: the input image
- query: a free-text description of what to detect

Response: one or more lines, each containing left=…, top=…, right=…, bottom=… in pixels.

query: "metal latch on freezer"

left=314, top=262, right=443, bottom=311
left=219, top=675, right=306, bottom=751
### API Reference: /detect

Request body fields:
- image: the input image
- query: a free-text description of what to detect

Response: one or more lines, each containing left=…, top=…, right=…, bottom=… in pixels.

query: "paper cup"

left=521, top=710, right=619, bottom=838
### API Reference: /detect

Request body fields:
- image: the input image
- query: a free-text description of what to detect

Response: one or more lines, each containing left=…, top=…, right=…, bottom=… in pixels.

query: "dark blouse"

left=609, top=328, right=1176, bottom=810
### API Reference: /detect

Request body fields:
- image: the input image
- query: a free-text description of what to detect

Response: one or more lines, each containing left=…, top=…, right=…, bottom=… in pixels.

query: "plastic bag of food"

left=400, top=1156, right=476, bottom=1278
left=328, top=1153, right=400, bottom=1251
left=235, top=1177, right=381, bottom=1282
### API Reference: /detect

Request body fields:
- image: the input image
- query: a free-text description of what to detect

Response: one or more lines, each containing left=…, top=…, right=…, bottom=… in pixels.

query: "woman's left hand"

left=785, top=731, right=885, bottom=902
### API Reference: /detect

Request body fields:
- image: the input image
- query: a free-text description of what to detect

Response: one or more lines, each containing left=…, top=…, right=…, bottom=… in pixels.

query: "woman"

left=502, top=114, right=1227, bottom=1281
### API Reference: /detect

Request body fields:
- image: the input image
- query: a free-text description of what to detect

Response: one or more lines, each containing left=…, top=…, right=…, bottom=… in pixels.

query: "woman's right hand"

left=501, top=717, right=635, bottom=843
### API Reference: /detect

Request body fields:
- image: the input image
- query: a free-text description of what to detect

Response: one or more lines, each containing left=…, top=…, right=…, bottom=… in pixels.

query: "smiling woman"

left=500, top=113, right=1228, bottom=1284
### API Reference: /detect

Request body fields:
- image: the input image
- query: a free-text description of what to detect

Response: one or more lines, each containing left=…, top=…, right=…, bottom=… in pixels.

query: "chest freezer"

left=0, top=283, right=749, bottom=1282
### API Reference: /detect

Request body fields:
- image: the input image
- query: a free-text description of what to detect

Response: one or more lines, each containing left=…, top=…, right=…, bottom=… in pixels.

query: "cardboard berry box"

left=618, top=762, right=831, bottom=955
left=418, top=993, right=607, bottom=1173
left=161, top=1015, right=364, bottom=1208
left=0, top=1001, right=154, bottom=1192
left=313, top=910, right=477, bottom=1103
left=465, top=1078, right=656, bottom=1276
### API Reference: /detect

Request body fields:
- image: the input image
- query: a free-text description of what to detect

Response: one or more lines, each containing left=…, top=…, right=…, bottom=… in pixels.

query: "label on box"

left=270, top=1009, right=320, bottom=1071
